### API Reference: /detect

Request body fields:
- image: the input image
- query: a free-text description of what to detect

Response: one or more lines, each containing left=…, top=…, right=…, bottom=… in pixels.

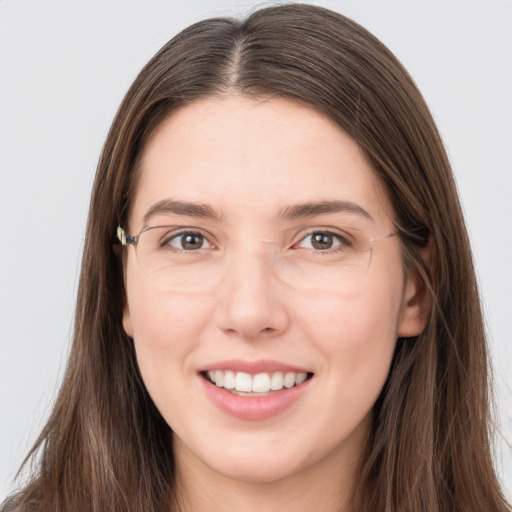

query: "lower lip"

left=200, top=375, right=312, bottom=421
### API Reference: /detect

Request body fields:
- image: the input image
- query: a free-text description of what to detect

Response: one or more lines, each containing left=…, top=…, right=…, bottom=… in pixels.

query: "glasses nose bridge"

left=214, top=239, right=290, bottom=338
left=216, top=239, right=292, bottom=310
left=224, top=238, right=280, bottom=281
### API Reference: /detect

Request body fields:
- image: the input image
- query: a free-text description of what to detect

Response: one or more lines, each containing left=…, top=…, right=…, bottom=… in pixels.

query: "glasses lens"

left=133, top=225, right=393, bottom=292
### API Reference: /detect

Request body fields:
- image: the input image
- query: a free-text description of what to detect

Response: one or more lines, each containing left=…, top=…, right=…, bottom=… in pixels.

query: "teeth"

left=284, top=372, right=295, bottom=388
left=295, top=372, right=307, bottom=385
left=235, top=372, right=252, bottom=392
left=224, top=370, right=235, bottom=389
left=215, top=370, right=224, bottom=387
left=206, top=370, right=309, bottom=393
left=270, top=372, right=284, bottom=390
left=253, top=373, right=271, bottom=393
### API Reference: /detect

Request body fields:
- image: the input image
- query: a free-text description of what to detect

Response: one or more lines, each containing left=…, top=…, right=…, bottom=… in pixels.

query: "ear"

left=122, top=303, right=134, bottom=338
left=397, top=241, right=433, bottom=338
left=119, top=245, right=134, bottom=338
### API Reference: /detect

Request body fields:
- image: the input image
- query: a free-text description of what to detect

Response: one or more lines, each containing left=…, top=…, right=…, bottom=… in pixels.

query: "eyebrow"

left=143, top=199, right=222, bottom=224
left=279, top=200, right=373, bottom=221
left=143, top=198, right=372, bottom=225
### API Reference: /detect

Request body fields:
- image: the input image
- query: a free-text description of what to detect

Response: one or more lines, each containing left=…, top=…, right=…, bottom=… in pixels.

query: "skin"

left=122, top=95, right=427, bottom=512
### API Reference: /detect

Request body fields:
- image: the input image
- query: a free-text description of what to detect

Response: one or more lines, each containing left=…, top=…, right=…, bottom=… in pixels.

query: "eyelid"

left=293, top=230, right=349, bottom=250
left=282, top=222, right=360, bottom=238
left=290, top=225, right=355, bottom=243
left=168, top=232, right=209, bottom=250
left=147, top=224, right=357, bottom=251
left=157, top=226, right=218, bottom=250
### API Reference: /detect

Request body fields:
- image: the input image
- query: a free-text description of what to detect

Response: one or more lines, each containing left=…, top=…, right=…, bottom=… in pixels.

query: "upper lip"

left=201, top=359, right=312, bottom=374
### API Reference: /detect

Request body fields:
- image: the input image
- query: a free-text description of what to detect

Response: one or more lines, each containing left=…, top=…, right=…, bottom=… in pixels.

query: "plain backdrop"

left=1, top=0, right=511, bottom=501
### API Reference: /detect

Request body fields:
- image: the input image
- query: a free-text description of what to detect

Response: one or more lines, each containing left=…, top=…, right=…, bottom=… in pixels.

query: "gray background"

left=1, top=0, right=511, bottom=500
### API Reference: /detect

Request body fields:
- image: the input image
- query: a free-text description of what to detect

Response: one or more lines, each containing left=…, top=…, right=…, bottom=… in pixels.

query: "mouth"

left=201, top=369, right=314, bottom=396
left=199, top=363, right=314, bottom=420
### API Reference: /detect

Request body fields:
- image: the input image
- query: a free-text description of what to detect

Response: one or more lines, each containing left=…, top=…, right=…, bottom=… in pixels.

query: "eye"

left=295, top=231, right=349, bottom=252
left=166, top=232, right=211, bottom=251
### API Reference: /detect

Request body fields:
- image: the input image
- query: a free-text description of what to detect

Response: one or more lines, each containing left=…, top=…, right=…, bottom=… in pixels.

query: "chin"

left=174, top=430, right=314, bottom=485
left=207, top=455, right=304, bottom=485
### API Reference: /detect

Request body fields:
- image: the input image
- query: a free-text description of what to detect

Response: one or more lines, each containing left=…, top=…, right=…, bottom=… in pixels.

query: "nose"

left=215, top=249, right=290, bottom=340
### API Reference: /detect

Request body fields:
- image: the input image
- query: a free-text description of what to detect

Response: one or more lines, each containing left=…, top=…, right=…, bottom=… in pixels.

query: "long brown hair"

left=5, top=4, right=509, bottom=511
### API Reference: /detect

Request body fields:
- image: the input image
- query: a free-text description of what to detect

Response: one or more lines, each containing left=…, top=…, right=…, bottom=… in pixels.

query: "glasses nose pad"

left=252, top=238, right=280, bottom=257
left=255, top=238, right=277, bottom=246
left=251, top=236, right=282, bottom=273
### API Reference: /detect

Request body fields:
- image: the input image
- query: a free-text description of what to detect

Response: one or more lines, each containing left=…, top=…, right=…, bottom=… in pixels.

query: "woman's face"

left=122, top=96, right=425, bottom=485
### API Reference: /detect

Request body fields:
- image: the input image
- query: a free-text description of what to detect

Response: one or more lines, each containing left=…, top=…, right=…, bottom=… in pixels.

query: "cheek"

left=299, top=277, right=402, bottom=346
left=130, top=288, right=205, bottom=344
left=125, top=279, right=213, bottom=398
left=296, top=270, right=404, bottom=392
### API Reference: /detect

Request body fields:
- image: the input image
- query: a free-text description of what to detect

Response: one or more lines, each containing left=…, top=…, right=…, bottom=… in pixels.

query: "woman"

left=3, top=4, right=509, bottom=511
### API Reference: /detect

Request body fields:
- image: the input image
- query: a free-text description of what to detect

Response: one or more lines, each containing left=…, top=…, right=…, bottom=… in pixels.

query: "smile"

left=205, top=370, right=311, bottom=394
left=199, top=363, right=314, bottom=420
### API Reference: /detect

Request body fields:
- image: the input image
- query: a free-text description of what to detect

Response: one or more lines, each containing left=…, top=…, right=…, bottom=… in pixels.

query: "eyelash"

left=161, top=229, right=352, bottom=254
left=162, top=231, right=214, bottom=252
left=292, top=231, right=352, bottom=254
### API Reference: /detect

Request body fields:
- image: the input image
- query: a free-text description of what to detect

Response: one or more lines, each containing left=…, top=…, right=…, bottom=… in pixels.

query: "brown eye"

left=310, top=232, right=334, bottom=250
left=169, top=232, right=207, bottom=250
left=295, top=231, right=349, bottom=252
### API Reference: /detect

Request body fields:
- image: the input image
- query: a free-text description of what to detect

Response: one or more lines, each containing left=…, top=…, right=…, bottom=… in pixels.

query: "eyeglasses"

left=116, top=224, right=396, bottom=292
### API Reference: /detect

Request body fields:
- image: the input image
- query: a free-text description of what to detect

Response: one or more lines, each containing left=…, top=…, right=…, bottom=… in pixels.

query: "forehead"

left=130, top=95, right=394, bottom=229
